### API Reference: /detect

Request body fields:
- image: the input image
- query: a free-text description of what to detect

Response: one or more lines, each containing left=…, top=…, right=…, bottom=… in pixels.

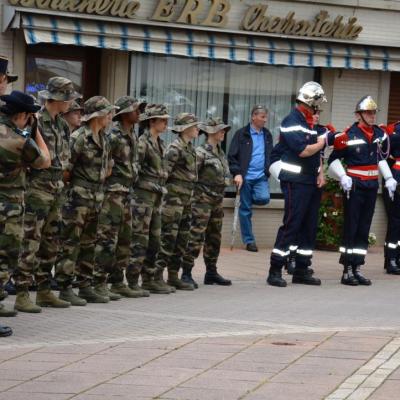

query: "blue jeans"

left=239, top=176, right=270, bottom=245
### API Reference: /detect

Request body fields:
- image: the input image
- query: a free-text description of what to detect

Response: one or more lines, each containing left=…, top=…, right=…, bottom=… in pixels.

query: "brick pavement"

left=0, top=247, right=399, bottom=399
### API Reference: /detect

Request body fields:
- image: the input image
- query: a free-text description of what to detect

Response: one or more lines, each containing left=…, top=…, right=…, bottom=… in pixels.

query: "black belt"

left=71, top=178, right=104, bottom=191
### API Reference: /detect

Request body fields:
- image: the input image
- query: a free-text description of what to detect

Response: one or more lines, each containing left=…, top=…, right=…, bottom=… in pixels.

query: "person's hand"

left=340, top=175, right=352, bottom=192
left=385, top=177, right=397, bottom=200
left=317, top=174, right=326, bottom=188
left=233, top=174, right=243, bottom=190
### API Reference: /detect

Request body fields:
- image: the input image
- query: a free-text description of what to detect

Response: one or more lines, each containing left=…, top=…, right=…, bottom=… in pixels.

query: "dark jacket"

left=228, top=123, right=273, bottom=179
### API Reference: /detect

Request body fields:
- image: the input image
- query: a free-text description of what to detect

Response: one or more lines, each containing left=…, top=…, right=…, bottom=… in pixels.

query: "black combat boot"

left=267, top=266, right=287, bottom=287
left=292, top=267, right=321, bottom=285
left=204, top=266, right=232, bottom=286
left=384, top=258, right=400, bottom=275
left=285, top=255, right=296, bottom=275
left=352, top=265, right=372, bottom=286
left=341, top=265, right=359, bottom=286
left=181, top=267, right=198, bottom=289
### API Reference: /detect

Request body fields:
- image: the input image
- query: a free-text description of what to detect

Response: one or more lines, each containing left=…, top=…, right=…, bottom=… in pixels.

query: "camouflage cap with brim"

left=199, top=117, right=231, bottom=134
left=38, top=76, right=82, bottom=101
left=139, top=103, right=170, bottom=121
left=171, top=112, right=200, bottom=133
left=113, top=96, right=146, bottom=120
left=63, top=100, right=83, bottom=115
left=81, top=96, right=118, bottom=122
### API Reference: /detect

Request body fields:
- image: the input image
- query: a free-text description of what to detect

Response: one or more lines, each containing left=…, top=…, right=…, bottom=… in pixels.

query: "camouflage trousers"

left=0, top=191, right=24, bottom=293
left=155, top=188, right=192, bottom=272
left=55, top=187, right=103, bottom=288
left=14, top=186, right=63, bottom=290
left=94, top=191, right=132, bottom=284
left=181, top=199, right=224, bottom=271
left=128, top=188, right=162, bottom=281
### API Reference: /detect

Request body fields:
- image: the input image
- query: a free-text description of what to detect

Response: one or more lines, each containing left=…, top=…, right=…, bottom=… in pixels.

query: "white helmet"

left=297, top=81, right=327, bottom=110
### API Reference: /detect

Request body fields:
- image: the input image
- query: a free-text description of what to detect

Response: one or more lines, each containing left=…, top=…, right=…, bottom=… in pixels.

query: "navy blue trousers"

left=270, top=181, right=321, bottom=271
left=383, top=186, right=400, bottom=259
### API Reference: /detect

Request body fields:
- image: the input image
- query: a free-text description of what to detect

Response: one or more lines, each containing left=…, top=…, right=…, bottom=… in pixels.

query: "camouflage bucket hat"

left=38, top=76, right=82, bottom=101
left=199, top=117, right=231, bottom=135
left=82, top=96, right=118, bottom=122
left=139, top=103, right=170, bottom=121
left=63, top=100, right=83, bottom=115
left=171, top=113, right=200, bottom=133
left=113, top=96, right=146, bottom=120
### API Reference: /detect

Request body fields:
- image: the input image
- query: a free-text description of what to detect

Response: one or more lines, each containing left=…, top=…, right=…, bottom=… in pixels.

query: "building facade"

left=2, top=0, right=400, bottom=246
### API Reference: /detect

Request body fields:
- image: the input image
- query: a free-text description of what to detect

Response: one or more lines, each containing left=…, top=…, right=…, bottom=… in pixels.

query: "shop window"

left=130, top=53, right=314, bottom=194
left=388, top=72, right=400, bottom=124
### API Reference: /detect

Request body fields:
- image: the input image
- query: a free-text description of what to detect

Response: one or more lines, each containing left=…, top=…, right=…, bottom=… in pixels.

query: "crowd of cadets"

left=1, top=58, right=400, bottom=338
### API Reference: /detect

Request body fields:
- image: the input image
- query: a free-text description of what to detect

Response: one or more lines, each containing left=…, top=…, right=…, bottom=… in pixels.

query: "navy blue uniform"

left=270, top=108, right=322, bottom=273
left=384, top=123, right=400, bottom=260
left=328, top=122, right=387, bottom=267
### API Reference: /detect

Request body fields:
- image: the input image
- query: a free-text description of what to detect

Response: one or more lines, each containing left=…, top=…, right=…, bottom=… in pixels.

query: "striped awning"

left=22, top=14, right=400, bottom=71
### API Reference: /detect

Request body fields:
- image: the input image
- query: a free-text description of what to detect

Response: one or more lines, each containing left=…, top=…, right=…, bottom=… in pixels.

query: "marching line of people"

left=1, top=55, right=400, bottom=339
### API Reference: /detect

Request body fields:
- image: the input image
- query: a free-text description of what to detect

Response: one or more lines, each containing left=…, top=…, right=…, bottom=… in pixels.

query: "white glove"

left=385, top=177, right=397, bottom=200
left=340, top=175, right=353, bottom=192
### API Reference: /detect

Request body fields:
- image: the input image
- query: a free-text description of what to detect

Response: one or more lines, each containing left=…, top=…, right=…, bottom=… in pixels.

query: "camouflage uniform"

left=14, top=77, right=81, bottom=292
left=55, top=97, right=115, bottom=291
left=0, top=96, right=43, bottom=317
left=129, top=104, right=169, bottom=292
left=155, top=113, right=199, bottom=290
left=181, top=118, right=232, bottom=286
left=94, top=97, right=140, bottom=286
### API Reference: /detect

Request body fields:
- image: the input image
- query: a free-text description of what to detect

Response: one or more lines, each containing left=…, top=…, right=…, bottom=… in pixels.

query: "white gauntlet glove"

left=385, top=177, right=397, bottom=200
left=340, top=175, right=353, bottom=192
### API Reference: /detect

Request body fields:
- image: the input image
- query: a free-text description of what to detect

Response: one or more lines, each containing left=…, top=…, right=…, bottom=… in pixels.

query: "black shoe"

left=285, top=258, right=296, bottom=275
left=0, top=324, right=12, bottom=337
left=341, top=266, right=359, bottom=286
left=204, top=272, right=232, bottom=286
left=181, top=272, right=198, bottom=289
left=4, top=279, right=16, bottom=295
left=246, top=243, right=258, bottom=252
left=292, top=270, right=321, bottom=285
left=385, top=258, right=400, bottom=275
left=267, top=270, right=287, bottom=287
left=352, top=266, right=372, bottom=286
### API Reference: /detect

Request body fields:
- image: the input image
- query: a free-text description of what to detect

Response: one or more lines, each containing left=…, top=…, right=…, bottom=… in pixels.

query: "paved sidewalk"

left=0, top=247, right=399, bottom=400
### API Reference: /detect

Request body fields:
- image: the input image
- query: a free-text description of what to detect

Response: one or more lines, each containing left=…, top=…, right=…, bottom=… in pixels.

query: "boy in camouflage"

left=55, top=96, right=116, bottom=305
left=0, top=90, right=50, bottom=336
left=181, top=118, right=232, bottom=287
left=62, top=100, right=82, bottom=133
left=14, top=77, right=81, bottom=313
left=155, top=113, right=200, bottom=291
left=94, top=96, right=149, bottom=298
left=129, top=104, right=169, bottom=294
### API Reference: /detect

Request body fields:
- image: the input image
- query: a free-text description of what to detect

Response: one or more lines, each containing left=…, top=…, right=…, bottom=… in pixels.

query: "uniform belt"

left=106, top=176, right=134, bottom=187
left=139, top=174, right=165, bottom=185
left=347, top=165, right=378, bottom=180
left=167, top=178, right=195, bottom=189
left=71, top=177, right=104, bottom=191
left=29, top=168, right=63, bottom=182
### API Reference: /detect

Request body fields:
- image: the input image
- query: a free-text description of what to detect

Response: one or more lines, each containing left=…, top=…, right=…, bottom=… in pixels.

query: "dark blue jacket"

left=328, top=122, right=387, bottom=190
left=228, top=124, right=273, bottom=179
left=387, top=123, right=400, bottom=182
left=273, top=108, right=320, bottom=185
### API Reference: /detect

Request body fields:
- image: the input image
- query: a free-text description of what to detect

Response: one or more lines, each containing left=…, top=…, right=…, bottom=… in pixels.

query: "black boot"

left=352, top=266, right=371, bottom=285
left=181, top=267, right=198, bottom=289
left=384, top=258, right=400, bottom=275
left=341, top=265, right=359, bottom=286
left=285, top=256, right=296, bottom=275
left=267, top=266, right=287, bottom=287
left=292, top=267, right=321, bottom=285
left=204, top=266, right=232, bottom=286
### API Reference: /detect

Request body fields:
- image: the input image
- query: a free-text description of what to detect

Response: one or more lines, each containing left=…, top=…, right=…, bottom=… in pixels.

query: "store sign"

left=9, top=0, right=364, bottom=40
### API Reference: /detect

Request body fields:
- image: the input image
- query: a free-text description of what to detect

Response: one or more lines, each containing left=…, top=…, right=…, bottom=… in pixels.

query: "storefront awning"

left=21, top=14, right=400, bottom=72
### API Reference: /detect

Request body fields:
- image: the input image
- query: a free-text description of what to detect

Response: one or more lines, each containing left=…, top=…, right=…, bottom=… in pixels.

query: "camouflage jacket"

left=164, top=136, right=197, bottom=195
left=0, top=116, right=45, bottom=197
left=135, top=129, right=167, bottom=194
left=29, top=108, right=70, bottom=191
left=68, top=125, right=111, bottom=200
left=195, top=143, right=231, bottom=202
left=106, top=121, right=138, bottom=193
